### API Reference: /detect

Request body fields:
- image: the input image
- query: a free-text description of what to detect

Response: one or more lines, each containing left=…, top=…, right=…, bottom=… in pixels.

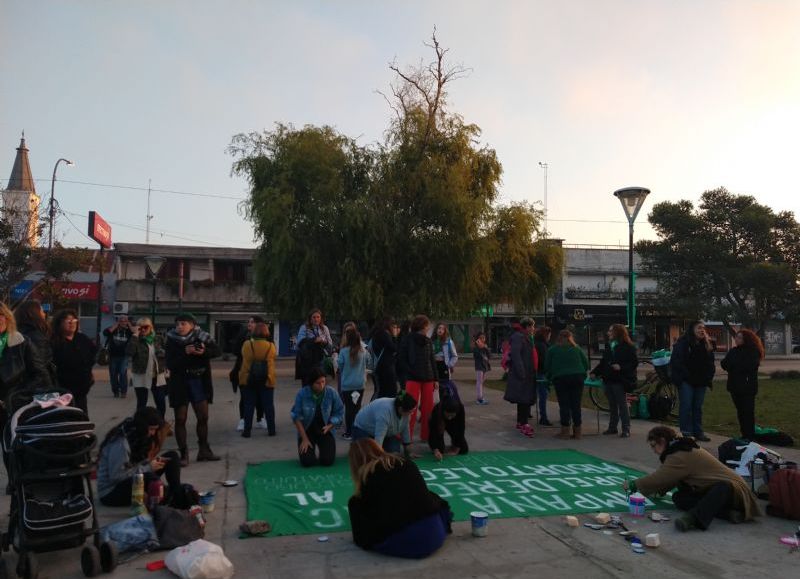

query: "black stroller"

left=0, top=390, right=117, bottom=578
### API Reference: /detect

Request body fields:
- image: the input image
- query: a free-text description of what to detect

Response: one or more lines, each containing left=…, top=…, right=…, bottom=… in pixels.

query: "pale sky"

left=2, top=0, right=799, bottom=249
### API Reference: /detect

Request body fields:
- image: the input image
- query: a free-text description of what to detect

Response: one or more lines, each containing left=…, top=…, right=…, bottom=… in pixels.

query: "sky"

left=2, top=0, right=799, bottom=249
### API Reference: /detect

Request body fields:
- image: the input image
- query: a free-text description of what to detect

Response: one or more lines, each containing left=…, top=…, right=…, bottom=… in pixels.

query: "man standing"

left=103, top=315, right=133, bottom=398
left=165, top=313, right=222, bottom=466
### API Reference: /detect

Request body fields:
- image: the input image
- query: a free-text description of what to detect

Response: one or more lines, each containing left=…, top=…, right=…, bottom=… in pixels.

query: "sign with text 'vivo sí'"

left=88, top=211, right=112, bottom=249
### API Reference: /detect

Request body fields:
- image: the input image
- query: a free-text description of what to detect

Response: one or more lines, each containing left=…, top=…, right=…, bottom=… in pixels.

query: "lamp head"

left=613, top=187, right=650, bottom=224
left=144, top=255, right=166, bottom=277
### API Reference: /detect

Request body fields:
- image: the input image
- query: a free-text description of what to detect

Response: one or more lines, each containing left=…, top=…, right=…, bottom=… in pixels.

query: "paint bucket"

left=470, top=511, right=489, bottom=537
left=628, top=492, right=646, bottom=517
left=199, top=491, right=216, bottom=513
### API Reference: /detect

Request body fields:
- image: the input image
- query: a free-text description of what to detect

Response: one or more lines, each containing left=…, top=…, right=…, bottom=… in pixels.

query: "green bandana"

left=0, top=332, right=7, bottom=358
left=312, top=391, right=324, bottom=406
left=143, top=333, right=155, bottom=345
left=610, top=340, right=619, bottom=350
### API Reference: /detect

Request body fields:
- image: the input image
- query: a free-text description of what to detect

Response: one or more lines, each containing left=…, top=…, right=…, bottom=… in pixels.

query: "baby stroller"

left=0, top=390, right=117, bottom=579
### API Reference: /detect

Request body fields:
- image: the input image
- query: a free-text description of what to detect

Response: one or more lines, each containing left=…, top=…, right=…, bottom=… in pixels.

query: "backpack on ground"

left=766, top=469, right=800, bottom=520
left=248, top=340, right=270, bottom=386
left=647, top=392, right=673, bottom=420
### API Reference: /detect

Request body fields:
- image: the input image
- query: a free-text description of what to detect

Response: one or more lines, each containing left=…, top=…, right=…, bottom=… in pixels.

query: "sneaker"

left=257, top=418, right=268, bottom=430
left=236, top=419, right=245, bottom=432
left=342, top=433, right=352, bottom=441
left=476, top=399, right=489, bottom=405
left=516, top=423, right=525, bottom=430
left=520, top=424, right=535, bottom=438
left=241, top=431, right=251, bottom=439
left=674, top=514, right=697, bottom=532
left=695, top=433, right=711, bottom=442
left=620, top=431, right=631, bottom=438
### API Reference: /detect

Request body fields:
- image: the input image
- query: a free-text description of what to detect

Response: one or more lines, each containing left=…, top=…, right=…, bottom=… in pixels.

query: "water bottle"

left=131, top=473, right=146, bottom=515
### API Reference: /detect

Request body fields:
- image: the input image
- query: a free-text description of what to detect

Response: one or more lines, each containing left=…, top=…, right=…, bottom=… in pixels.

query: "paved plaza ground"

left=1, top=358, right=798, bottom=579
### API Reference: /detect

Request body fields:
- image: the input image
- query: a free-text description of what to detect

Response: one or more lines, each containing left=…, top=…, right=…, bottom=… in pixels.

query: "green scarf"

left=143, top=333, right=155, bottom=345
left=610, top=339, right=619, bottom=351
left=0, top=332, right=7, bottom=358
left=312, top=390, right=324, bottom=406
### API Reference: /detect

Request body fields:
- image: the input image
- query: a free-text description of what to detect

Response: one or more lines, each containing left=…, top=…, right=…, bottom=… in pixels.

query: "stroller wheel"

left=80, top=546, right=100, bottom=578
left=99, top=542, right=117, bottom=573
left=0, top=557, right=8, bottom=579
left=16, top=552, right=38, bottom=579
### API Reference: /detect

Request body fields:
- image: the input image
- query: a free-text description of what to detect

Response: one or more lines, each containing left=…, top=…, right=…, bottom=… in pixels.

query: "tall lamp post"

left=539, top=162, right=549, bottom=325
left=613, top=187, right=650, bottom=337
left=48, top=157, right=75, bottom=256
left=145, top=256, right=166, bottom=325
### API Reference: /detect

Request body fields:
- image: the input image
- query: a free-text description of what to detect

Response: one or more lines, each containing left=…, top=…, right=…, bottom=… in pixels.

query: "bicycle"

left=588, top=359, right=679, bottom=418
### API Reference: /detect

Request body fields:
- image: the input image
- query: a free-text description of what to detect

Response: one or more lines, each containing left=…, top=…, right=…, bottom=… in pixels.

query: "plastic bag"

left=165, top=539, right=234, bottom=579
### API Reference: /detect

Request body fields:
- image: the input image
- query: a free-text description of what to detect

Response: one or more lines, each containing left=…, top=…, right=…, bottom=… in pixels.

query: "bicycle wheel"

left=588, top=385, right=609, bottom=412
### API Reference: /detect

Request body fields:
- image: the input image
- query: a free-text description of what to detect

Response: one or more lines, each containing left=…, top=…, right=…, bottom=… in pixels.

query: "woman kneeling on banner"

left=351, top=391, right=417, bottom=457
left=428, top=395, right=468, bottom=461
left=623, top=426, right=760, bottom=532
left=348, top=438, right=453, bottom=558
left=290, top=368, right=345, bottom=467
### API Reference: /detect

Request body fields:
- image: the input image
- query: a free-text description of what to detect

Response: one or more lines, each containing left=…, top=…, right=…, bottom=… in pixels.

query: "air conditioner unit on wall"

left=113, top=301, right=129, bottom=314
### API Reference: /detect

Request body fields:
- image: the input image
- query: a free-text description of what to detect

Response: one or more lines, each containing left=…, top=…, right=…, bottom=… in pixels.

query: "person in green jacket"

left=545, top=330, right=589, bottom=440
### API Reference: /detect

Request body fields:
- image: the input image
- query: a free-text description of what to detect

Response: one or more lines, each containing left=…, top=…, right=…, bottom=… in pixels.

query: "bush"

left=769, top=370, right=800, bottom=380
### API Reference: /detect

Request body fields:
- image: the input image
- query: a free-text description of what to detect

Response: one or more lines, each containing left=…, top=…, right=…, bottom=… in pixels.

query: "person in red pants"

left=398, top=315, right=438, bottom=442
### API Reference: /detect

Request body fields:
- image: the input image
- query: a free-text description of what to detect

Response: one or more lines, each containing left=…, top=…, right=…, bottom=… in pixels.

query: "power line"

left=1, top=177, right=246, bottom=200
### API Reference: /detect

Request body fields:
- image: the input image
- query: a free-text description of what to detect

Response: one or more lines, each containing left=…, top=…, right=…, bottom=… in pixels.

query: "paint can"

left=470, top=511, right=489, bottom=537
left=628, top=492, right=646, bottom=517
left=199, top=491, right=216, bottom=513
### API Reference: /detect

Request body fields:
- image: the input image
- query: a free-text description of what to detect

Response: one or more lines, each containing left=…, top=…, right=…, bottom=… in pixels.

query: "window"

left=214, top=261, right=248, bottom=283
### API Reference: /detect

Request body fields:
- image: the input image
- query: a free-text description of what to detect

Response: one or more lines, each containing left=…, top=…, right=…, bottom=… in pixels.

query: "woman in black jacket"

left=428, top=396, right=468, bottom=460
left=720, top=329, right=763, bottom=441
left=348, top=438, right=452, bottom=558
left=50, top=309, right=97, bottom=416
left=533, top=326, right=552, bottom=425
left=13, top=299, right=56, bottom=385
left=670, top=321, right=716, bottom=441
left=397, top=315, right=438, bottom=442
left=0, top=302, right=51, bottom=426
left=591, top=324, right=639, bottom=438
left=370, top=317, right=399, bottom=399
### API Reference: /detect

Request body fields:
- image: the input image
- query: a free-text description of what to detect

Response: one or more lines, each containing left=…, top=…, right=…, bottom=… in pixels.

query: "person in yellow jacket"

left=238, top=322, right=277, bottom=437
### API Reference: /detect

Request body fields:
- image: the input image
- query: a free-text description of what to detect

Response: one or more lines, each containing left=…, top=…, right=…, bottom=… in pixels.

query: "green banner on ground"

left=244, top=449, right=671, bottom=537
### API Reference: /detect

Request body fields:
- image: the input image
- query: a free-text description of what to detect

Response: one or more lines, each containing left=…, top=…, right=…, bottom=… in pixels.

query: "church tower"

left=2, top=133, right=40, bottom=246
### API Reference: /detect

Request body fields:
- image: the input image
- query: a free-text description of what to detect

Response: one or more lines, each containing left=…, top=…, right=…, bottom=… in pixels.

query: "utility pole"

left=538, top=162, right=548, bottom=234
left=146, top=178, right=152, bottom=243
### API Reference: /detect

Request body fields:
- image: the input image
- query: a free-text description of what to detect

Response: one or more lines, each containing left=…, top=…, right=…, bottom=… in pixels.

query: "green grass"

left=485, top=378, right=800, bottom=443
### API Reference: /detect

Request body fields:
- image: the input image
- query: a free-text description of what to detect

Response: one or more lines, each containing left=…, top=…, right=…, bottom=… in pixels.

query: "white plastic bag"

left=165, top=539, right=234, bottom=579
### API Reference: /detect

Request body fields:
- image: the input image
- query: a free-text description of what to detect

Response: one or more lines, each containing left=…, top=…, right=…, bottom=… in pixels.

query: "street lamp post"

left=613, top=187, right=650, bottom=337
left=144, top=256, right=166, bottom=325
left=539, top=162, right=549, bottom=325
left=48, top=158, right=75, bottom=256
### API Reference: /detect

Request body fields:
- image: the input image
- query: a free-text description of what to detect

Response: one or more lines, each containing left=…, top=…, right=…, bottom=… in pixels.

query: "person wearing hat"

left=165, top=313, right=221, bottom=465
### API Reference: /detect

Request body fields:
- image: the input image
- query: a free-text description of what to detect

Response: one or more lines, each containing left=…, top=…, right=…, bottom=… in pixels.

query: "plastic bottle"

left=131, top=473, right=146, bottom=515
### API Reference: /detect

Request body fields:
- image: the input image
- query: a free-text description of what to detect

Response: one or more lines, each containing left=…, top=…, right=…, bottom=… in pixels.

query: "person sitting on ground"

left=351, top=392, right=417, bottom=457
left=623, top=426, right=760, bottom=532
left=290, top=368, right=345, bottom=467
left=428, top=395, right=468, bottom=461
left=97, top=406, right=186, bottom=508
left=347, top=438, right=453, bottom=558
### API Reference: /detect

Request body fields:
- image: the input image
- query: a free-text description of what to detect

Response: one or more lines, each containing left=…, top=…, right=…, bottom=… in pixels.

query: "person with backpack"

left=295, top=309, right=333, bottom=383
left=338, top=326, right=368, bottom=439
left=590, top=324, right=639, bottom=438
left=428, top=396, right=468, bottom=460
left=503, top=318, right=537, bottom=438
left=624, top=426, right=760, bottom=532
left=433, top=323, right=459, bottom=400
left=720, top=329, right=764, bottom=441
left=670, top=321, right=716, bottom=442
left=238, top=322, right=277, bottom=438
left=103, top=315, right=133, bottom=398
left=472, top=332, right=491, bottom=405
left=229, top=316, right=266, bottom=432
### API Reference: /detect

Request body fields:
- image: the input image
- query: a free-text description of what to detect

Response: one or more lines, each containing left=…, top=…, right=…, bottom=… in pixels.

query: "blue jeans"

left=679, top=382, right=707, bottom=436
left=536, top=379, right=550, bottom=421
left=352, top=426, right=402, bottom=453
left=242, top=386, right=275, bottom=435
left=109, top=356, right=129, bottom=395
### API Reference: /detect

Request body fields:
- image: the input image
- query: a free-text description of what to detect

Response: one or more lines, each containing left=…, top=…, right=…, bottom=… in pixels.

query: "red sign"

left=33, top=282, right=99, bottom=301
left=88, top=211, right=112, bottom=249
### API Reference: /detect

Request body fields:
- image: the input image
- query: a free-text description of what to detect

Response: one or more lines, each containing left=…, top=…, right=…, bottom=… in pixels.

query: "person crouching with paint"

left=290, top=368, right=345, bottom=467
left=347, top=438, right=453, bottom=558
left=352, top=391, right=417, bottom=457
left=428, top=396, right=468, bottom=461
left=623, top=426, right=760, bottom=532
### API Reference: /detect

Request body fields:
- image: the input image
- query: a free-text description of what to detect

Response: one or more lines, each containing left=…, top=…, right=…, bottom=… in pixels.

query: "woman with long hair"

left=623, top=426, right=759, bottom=532
left=545, top=329, right=589, bottom=440
left=472, top=332, right=490, bottom=405
left=397, top=315, right=438, bottom=442
left=533, top=326, right=552, bottom=425
left=503, top=319, right=537, bottom=438
left=591, top=324, right=639, bottom=438
left=347, top=438, right=452, bottom=558
left=290, top=368, right=344, bottom=467
left=295, top=308, right=334, bottom=383
left=238, top=321, right=277, bottom=437
left=670, top=321, right=716, bottom=441
left=428, top=396, right=468, bottom=460
left=721, top=329, right=764, bottom=441
left=50, top=308, right=97, bottom=415
left=126, top=317, right=167, bottom=416
left=433, top=323, right=459, bottom=400
left=370, top=317, right=399, bottom=399
left=337, top=326, right=367, bottom=439
left=13, top=299, right=56, bottom=384
left=97, top=406, right=185, bottom=507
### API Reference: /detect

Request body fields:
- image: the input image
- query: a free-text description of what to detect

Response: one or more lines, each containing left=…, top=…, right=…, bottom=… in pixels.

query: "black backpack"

left=648, top=393, right=673, bottom=420
left=248, top=340, right=270, bottom=386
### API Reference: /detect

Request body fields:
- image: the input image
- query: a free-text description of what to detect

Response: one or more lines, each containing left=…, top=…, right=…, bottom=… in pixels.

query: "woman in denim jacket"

left=291, top=368, right=345, bottom=467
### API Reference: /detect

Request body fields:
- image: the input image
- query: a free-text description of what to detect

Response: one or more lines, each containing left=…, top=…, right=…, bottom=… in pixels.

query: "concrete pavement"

left=1, top=358, right=798, bottom=579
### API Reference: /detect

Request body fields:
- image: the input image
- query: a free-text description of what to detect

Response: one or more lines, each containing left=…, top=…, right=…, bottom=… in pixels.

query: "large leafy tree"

left=230, top=33, right=562, bottom=320
left=637, top=188, right=800, bottom=334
